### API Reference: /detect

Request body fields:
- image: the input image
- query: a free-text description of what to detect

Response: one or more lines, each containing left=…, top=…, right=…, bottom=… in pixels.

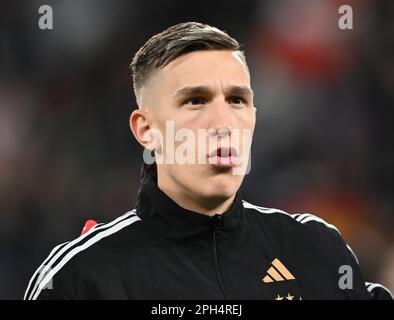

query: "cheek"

left=232, top=109, right=256, bottom=132
left=177, top=110, right=207, bottom=128
left=234, top=111, right=255, bottom=152
left=173, top=113, right=207, bottom=143
left=241, top=107, right=256, bottom=122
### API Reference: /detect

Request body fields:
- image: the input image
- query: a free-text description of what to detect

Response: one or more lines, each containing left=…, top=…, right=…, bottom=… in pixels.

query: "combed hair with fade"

left=130, top=22, right=245, bottom=106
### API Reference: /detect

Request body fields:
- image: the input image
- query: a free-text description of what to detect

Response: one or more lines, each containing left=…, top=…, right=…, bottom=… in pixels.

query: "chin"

left=205, top=174, right=240, bottom=198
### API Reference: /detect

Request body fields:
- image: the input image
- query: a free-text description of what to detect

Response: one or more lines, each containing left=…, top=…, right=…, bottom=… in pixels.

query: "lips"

left=208, top=147, right=239, bottom=167
left=208, top=147, right=238, bottom=158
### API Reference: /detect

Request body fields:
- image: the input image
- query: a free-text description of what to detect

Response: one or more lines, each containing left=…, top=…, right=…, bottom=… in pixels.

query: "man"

left=24, top=22, right=392, bottom=300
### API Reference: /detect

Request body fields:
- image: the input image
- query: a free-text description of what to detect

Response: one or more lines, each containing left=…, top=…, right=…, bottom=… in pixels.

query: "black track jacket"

left=24, top=165, right=393, bottom=300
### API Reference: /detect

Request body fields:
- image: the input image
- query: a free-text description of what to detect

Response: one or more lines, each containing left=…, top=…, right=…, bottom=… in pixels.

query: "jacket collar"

left=135, top=164, right=246, bottom=250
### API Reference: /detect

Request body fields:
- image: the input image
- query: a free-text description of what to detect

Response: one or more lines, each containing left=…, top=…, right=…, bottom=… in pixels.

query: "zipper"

left=211, top=214, right=230, bottom=300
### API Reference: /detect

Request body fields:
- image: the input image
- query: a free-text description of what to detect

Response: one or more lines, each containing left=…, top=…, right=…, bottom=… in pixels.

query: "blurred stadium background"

left=0, top=0, right=393, bottom=299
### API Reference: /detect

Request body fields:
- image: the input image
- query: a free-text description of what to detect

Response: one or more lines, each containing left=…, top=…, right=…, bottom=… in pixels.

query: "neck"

left=157, top=171, right=236, bottom=217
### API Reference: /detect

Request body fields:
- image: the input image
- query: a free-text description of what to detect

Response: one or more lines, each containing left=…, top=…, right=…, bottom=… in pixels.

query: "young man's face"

left=139, top=50, right=256, bottom=207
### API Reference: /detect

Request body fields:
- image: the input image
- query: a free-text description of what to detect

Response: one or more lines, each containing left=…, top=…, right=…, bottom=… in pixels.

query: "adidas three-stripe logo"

left=262, top=258, right=296, bottom=283
left=24, top=209, right=141, bottom=300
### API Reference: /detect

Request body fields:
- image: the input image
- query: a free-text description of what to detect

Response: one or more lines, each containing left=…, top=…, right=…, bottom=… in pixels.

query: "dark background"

left=1, top=0, right=393, bottom=299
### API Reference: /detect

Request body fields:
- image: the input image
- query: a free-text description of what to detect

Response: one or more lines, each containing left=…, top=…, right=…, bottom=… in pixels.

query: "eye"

left=181, top=97, right=207, bottom=110
left=227, top=96, right=248, bottom=105
left=182, top=97, right=206, bottom=106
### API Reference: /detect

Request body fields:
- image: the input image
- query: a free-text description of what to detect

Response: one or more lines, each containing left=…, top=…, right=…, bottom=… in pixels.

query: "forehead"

left=158, top=50, right=250, bottom=93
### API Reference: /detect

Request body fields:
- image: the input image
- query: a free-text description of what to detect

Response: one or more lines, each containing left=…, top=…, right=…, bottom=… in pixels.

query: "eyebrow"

left=173, top=85, right=254, bottom=100
left=226, top=85, right=254, bottom=98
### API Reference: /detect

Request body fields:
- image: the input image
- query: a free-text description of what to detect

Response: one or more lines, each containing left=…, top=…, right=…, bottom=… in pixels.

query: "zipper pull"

left=213, top=214, right=223, bottom=228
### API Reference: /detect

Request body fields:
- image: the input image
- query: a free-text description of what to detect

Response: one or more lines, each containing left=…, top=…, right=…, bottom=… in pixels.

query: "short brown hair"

left=130, top=22, right=245, bottom=106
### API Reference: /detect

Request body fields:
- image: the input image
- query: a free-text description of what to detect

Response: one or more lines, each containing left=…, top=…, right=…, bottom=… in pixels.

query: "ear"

left=129, top=108, right=154, bottom=150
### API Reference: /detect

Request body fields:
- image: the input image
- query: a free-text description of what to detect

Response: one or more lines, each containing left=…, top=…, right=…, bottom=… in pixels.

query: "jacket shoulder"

left=24, top=209, right=141, bottom=300
left=243, top=200, right=348, bottom=237
left=242, top=200, right=359, bottom=261
left=242, top=200, right=393, bottom=300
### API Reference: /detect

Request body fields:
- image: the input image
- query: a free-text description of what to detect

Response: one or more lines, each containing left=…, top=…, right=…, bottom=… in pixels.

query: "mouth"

left=207, top=147, right=239, bottom=167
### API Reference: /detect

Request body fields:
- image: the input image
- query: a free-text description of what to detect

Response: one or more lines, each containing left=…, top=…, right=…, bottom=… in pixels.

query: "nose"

left=207, top=127, right=232, bottom=137
left=207, top=100, right=233, bottom=137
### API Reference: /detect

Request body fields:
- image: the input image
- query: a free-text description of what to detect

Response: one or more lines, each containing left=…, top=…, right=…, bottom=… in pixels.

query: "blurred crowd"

left=0, top=0, right=393, bottom=299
